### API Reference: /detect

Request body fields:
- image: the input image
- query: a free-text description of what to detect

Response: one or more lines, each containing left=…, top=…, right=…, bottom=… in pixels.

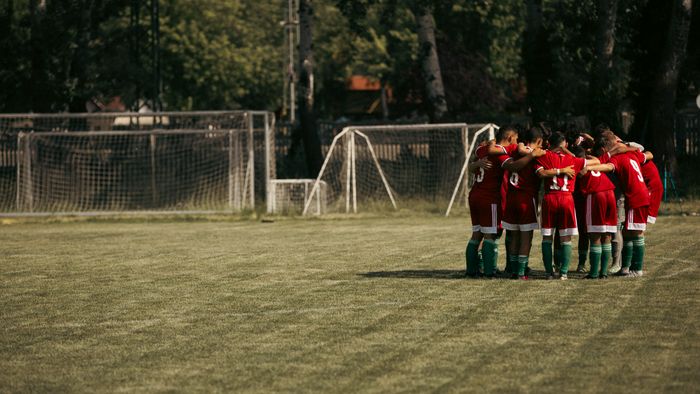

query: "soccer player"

left=535, top=132, right=600, bottom=280
left=501, top=126, right=546, bottom=279
left=585, top=137, right=652, bottom=277
left=572, top=143, right=617, bottom=279
left=466, top=127, right=518, bottom=278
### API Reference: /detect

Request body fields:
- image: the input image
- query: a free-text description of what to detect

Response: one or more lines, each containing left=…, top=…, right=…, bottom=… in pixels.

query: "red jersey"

left=535, top=150, right=586, bottom=195
left=608, top=151, right=650, bottom=208
left=501, top=143, right=519, bottom=204
left=507, top=146, right=541, bottom=196
left=578, top=167, right=616, bottom=194
left=470, top=144, right=511, bottom=200
left=642, top=160, right=663, bottom=192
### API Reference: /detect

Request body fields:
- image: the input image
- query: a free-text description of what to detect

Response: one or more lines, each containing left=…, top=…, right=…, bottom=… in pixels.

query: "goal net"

left=302, top=123, right=496, bottom=215
left=1, top=111, right=275, bottom=214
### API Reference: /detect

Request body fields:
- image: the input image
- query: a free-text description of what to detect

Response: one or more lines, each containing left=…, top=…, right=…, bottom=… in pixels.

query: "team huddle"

left=466, top=124, right=662, bottom=280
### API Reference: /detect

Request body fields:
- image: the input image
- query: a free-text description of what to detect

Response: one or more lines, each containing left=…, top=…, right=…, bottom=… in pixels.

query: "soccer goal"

left=301, top=123, right=497, bottom=216
left=3, top=110, right=275, bottom=215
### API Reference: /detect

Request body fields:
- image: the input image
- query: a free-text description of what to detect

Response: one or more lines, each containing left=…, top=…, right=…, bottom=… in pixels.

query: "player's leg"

left=600, top=233, right=612, bottom=278
left=586, top=233, right=602, bottom=279
left=480, top=203, right=501, bottom=278
left=466, top=231, right=483, bottom=277
left=540, top=195, right=556, bottom=278
left=517, top=229, right=534, bottom=279
left=619, top=206, right=648, bottom=277
left=610, top=195, right=625, bottom=274
left=557, top=194, right=579, bottom=280
left=507, top=229, right=521, bottom=278
left=575, top=196, right=588, bottom=272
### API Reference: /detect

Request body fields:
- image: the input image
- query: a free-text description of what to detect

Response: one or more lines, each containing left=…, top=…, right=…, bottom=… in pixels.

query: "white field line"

left=656, top=256, right=698, bottom=279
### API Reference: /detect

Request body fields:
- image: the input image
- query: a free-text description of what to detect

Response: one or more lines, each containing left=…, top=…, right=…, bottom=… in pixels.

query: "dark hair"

left=548, top=131, right=567, bottom=149
left=593, top=137, right=611, bottom=156
left=593, top=123, right=611, bottom=139
left=521, top=126, right=543, bottom=144
left=496, top=125, right=518, bottom=142
left=569, top=145, right=586, bottom=158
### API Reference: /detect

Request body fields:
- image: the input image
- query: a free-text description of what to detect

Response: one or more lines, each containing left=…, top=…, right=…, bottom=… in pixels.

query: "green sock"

left=482, top=239, right=498, bottom=276
left=505, top=233, right=512, bottom=273
left=560, top=242, right=573, bottom=275
left=589, top=245, right=602, bottom=278
left=600, top=243, right=612, bottom=276
left=517, top=255, right=528, bottom=276
left=553, top=244, right=561, bottom=270
left=478, top=249, right=484, bottom=273
left=622, top=237, right=635, bottom=269
left=466, top=240, right=480, bottom=275
left=632, top=237, right=645, bottom=271
left=542, top=240, right=553, bottom=274
left=507, top=254, right=519, bottom=275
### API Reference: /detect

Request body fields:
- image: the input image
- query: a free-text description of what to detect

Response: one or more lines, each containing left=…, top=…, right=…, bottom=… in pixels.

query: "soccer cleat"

left=608, top=262, right=622, bottom=274
left=484, top=274, right=497, bottom=280
left=465, top=272, right=480, bottom=279
left=576, top=264, right=587, bottom=273
left=628, top=270, right=644, bottom=278
left=599, top=275, right=608, bottom=280
left=559, top=274, right=568, bottom=281
left=583, top=274, right=598, bottom=279
left=614, top=267, right=630, bottom=277
left=545, top=273, right=556, bottom=280
left=518, top=275, right=529, bottom=280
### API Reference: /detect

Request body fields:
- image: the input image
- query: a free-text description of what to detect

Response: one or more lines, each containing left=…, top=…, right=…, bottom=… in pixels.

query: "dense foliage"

left=0, top=0, right=696, bottom=130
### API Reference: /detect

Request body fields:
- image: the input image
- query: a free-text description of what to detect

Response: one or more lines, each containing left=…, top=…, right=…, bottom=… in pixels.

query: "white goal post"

left=301, top=123, right=498, bottom=216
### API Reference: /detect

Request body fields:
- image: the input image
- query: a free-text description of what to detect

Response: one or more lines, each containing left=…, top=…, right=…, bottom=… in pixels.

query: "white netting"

left=16, top=129, right=254, bottom=213
left=303, top=123, right=497, bottom=215
left=0, top=111, right=275, bottom=214
left=268, top=179, right=327, bottom=215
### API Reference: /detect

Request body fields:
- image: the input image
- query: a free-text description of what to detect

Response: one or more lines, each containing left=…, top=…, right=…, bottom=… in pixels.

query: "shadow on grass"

left=359, top=269, right=465, bottom=280
left=359, top=269, right=589, bottom=280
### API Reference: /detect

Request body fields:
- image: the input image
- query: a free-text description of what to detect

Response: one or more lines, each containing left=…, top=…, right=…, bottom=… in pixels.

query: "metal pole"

left=351, top=130, right=357, bottom=213
left=248, top=113, right=255, bottom=209
left=229, top=129, right=234, bottom=209
left=302, top=128, right=350, bottom=215
left=150, top=133, right=157, bottom=206
left=345, top=132, right=351, bottom=213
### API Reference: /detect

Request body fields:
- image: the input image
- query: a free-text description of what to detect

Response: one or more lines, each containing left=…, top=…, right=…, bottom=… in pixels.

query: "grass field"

left=1, top=215, right=699, bottom=393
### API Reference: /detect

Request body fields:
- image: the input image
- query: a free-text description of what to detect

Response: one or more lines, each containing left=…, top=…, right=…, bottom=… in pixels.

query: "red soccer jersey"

left=507, top=146, right=541, bottom=196
left=470, top=144, right=511, bottom=201
left=578, top=167, right=616, bottom=194
left=642, top=160, right=663, bottom=192
left=501, top=143, right=519, bottom=204
left=608, top=151, right=650, bottom=208
left=535, top=150, right=586, bottom=195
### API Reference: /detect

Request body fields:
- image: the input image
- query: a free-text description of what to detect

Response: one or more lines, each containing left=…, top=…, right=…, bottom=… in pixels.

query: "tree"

left=292, top=0, right=323, bottom=176
left=414, top=2, right=447, bottom=121
left=646, top=0, right=693, bottom=172
left=589, top=0, right=619, bottom=127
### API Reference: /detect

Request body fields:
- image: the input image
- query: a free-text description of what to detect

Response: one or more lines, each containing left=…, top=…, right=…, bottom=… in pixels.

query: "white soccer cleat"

left=608, top=262, right=622, bottom=274
left=559, top=274, right=568, bottom=281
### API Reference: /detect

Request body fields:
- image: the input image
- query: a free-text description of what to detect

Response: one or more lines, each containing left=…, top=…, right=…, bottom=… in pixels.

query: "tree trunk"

left=294, top=0, right=322, bottom=177
left=589, top=0, right=618, bottom=128
left=415, top=4, right=447, bottom=121
left=647, top=0, right=693, bottom=174
left=523, top=0, right=549, bottom=121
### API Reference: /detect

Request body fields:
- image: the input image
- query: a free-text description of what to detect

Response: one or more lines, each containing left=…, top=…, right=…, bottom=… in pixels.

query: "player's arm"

left=608, top=142, right=640, bottom=156
left=469, top=158, right=492, bottom=173
left=536, top=165, right=576, bottom=178
left=584, top=163, right=614, bottom=173
left=585, top=157, right=600, bottom=166
left=503, top=148, right=545, bottom=172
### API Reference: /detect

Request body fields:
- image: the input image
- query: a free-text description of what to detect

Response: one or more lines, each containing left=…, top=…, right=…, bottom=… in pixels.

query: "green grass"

left=1, top=215, right=699, bottom=393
